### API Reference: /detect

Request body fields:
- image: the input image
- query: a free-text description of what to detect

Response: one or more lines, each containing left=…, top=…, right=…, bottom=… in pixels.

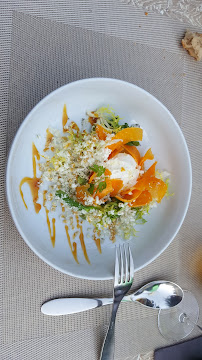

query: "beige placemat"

left=1, top=1, right=202, bottom=360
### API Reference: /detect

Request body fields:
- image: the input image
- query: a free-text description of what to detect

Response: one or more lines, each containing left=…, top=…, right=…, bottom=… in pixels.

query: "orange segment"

left=116, top=189, right=142, bottom=202
left=96, top=124, right=110, bottom=140
left=107, top=127, right=143, bottom=152
left=120, top=162, right=157, bottom=196
left=114, top=127, right=143, bottom=143
left=110, top=179, right=123, bottom=197
left=107, top=141, right=123, bottom=152
left=146, top=178, right=168, bottom=203
left=108, top=146, right=124, bottom=159
left=76, top=185, right=89, bottom=204
left=144, top=161, right=157, bottom=178
left=129, top=190, right=152, bottom=207
left=139, top=148, right=154, bottom=167
left=122, top=144, right=140, bottom=164
left=105, top=168, right=112, bottom=176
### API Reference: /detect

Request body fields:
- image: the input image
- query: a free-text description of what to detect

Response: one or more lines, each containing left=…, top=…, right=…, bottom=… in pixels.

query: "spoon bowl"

left=129, top=280, right=183, bottom=309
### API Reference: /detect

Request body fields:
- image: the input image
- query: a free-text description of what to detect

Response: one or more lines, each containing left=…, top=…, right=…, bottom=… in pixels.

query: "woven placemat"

left=1, top=1, right=202, bottom=359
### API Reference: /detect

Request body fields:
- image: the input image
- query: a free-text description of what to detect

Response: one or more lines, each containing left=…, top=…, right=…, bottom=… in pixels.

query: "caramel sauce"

left=65, top=225, right=79, bottom=264
left=93, top=228, right=102, bottom=254
left=19, top=106, right=104, bottom=264
left=62, top=104, right=68, bottom=132
left=73, top=231, right=79, bottom=240
left=43, top=190, right=56, bottom=247
left=70, top=122, right=80, bottom=133
left=110, top=225, right=116, bottom=243
left=19, top=143, right=41, bottom=213
left=43, top=129, right=53, bottom=152
left=70, top=216, right=75, bottom=230
left=75, top=215, right=90, bottom=264
left=61, top=203, right=65, bottom=212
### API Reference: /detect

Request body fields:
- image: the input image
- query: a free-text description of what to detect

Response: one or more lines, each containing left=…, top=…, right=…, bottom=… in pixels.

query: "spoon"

left=41, top=280, right=183, bottom=316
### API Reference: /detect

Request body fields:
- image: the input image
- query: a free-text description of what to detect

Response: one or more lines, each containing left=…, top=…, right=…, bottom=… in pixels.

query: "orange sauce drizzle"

left=75, top=215, right=90, bottom=264
left=43, top=190, right=56, bottom=247
left=65, top=225, right=79, bottom=264
left=70, top=216, right=75, bottom=230
left=43, top=129, right=53, bottom=152
left=62, top=104, right=68, bottom=132
left=73, top=231, right=79, bottom=239
left=19, top=105, right=102, bottom=264
left=69, top=121, right=80, bottom=133
left=110, top=225, right=116, bottom=243
left=93, top=228, right=102, bottom=254
left=19, top=143, right=41, bottom=213
left=61, top=203, right=65, bottom=212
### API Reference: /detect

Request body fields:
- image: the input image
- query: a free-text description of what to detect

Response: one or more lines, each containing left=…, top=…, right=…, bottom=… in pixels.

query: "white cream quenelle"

left=105, top=153, right=143, bottom=190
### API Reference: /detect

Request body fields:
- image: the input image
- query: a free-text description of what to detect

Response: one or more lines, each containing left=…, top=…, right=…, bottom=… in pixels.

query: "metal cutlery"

left=99, top=244, right=134, bottom=360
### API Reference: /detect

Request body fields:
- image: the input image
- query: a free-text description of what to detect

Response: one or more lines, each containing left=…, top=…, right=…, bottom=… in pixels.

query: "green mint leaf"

left=126, top=141, right=140, bottom=146
left=89, top=164, right=106, bottom=177
left=88, top=183, right=95, bottom=195
left=97, top=181, right=107, bottom=193
left=77, top=176, right=87, bottom=185
left=120, top=123, right=129, bottom=129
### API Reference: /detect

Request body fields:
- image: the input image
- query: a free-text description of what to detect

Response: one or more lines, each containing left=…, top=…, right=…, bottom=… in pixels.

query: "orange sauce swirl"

left=43, top=190, right=56, bottom=247
left=75, top=215, right=90, bottom=264
left=65, top=225, right=79, bottom=264
left=19, top=143, right=41, bottom=213
left=93, top=228, right=102, bottom=254
left=62, top=104, right=68, bottom=132
left=43, top=129, right=54, bottom=152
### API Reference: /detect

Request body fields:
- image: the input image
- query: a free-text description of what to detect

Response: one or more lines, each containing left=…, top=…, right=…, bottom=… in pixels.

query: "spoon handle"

left=41, top=297, right=116, bottom=316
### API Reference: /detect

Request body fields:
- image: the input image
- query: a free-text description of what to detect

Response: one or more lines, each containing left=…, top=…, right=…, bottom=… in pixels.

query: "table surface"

left=1, top=1, right=202, bottom=359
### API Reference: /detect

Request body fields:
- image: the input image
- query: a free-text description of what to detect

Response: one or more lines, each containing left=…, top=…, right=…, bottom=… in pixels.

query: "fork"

left=100, top=244, right=134, bottom=360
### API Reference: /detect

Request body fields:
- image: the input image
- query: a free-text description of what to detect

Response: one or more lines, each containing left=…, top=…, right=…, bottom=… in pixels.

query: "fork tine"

left=114, top=246, right=120, bottom=286
left=129, top=245, right=134, bottom=282
left=120, top=245, right=124, bottom=284
left=124, top=244, right=129, bottom=283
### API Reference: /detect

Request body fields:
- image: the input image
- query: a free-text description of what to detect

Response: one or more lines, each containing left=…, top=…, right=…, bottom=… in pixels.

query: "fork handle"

left=100, top=301, right=119, bottom=360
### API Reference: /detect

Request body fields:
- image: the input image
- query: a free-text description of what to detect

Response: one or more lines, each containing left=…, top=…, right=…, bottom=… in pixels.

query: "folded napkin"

left=155, top=336, right=202, bottom=359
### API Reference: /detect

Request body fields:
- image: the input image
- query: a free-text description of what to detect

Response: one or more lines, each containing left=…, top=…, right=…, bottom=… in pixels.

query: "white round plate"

left=6, top=78, right=192, bottom=279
